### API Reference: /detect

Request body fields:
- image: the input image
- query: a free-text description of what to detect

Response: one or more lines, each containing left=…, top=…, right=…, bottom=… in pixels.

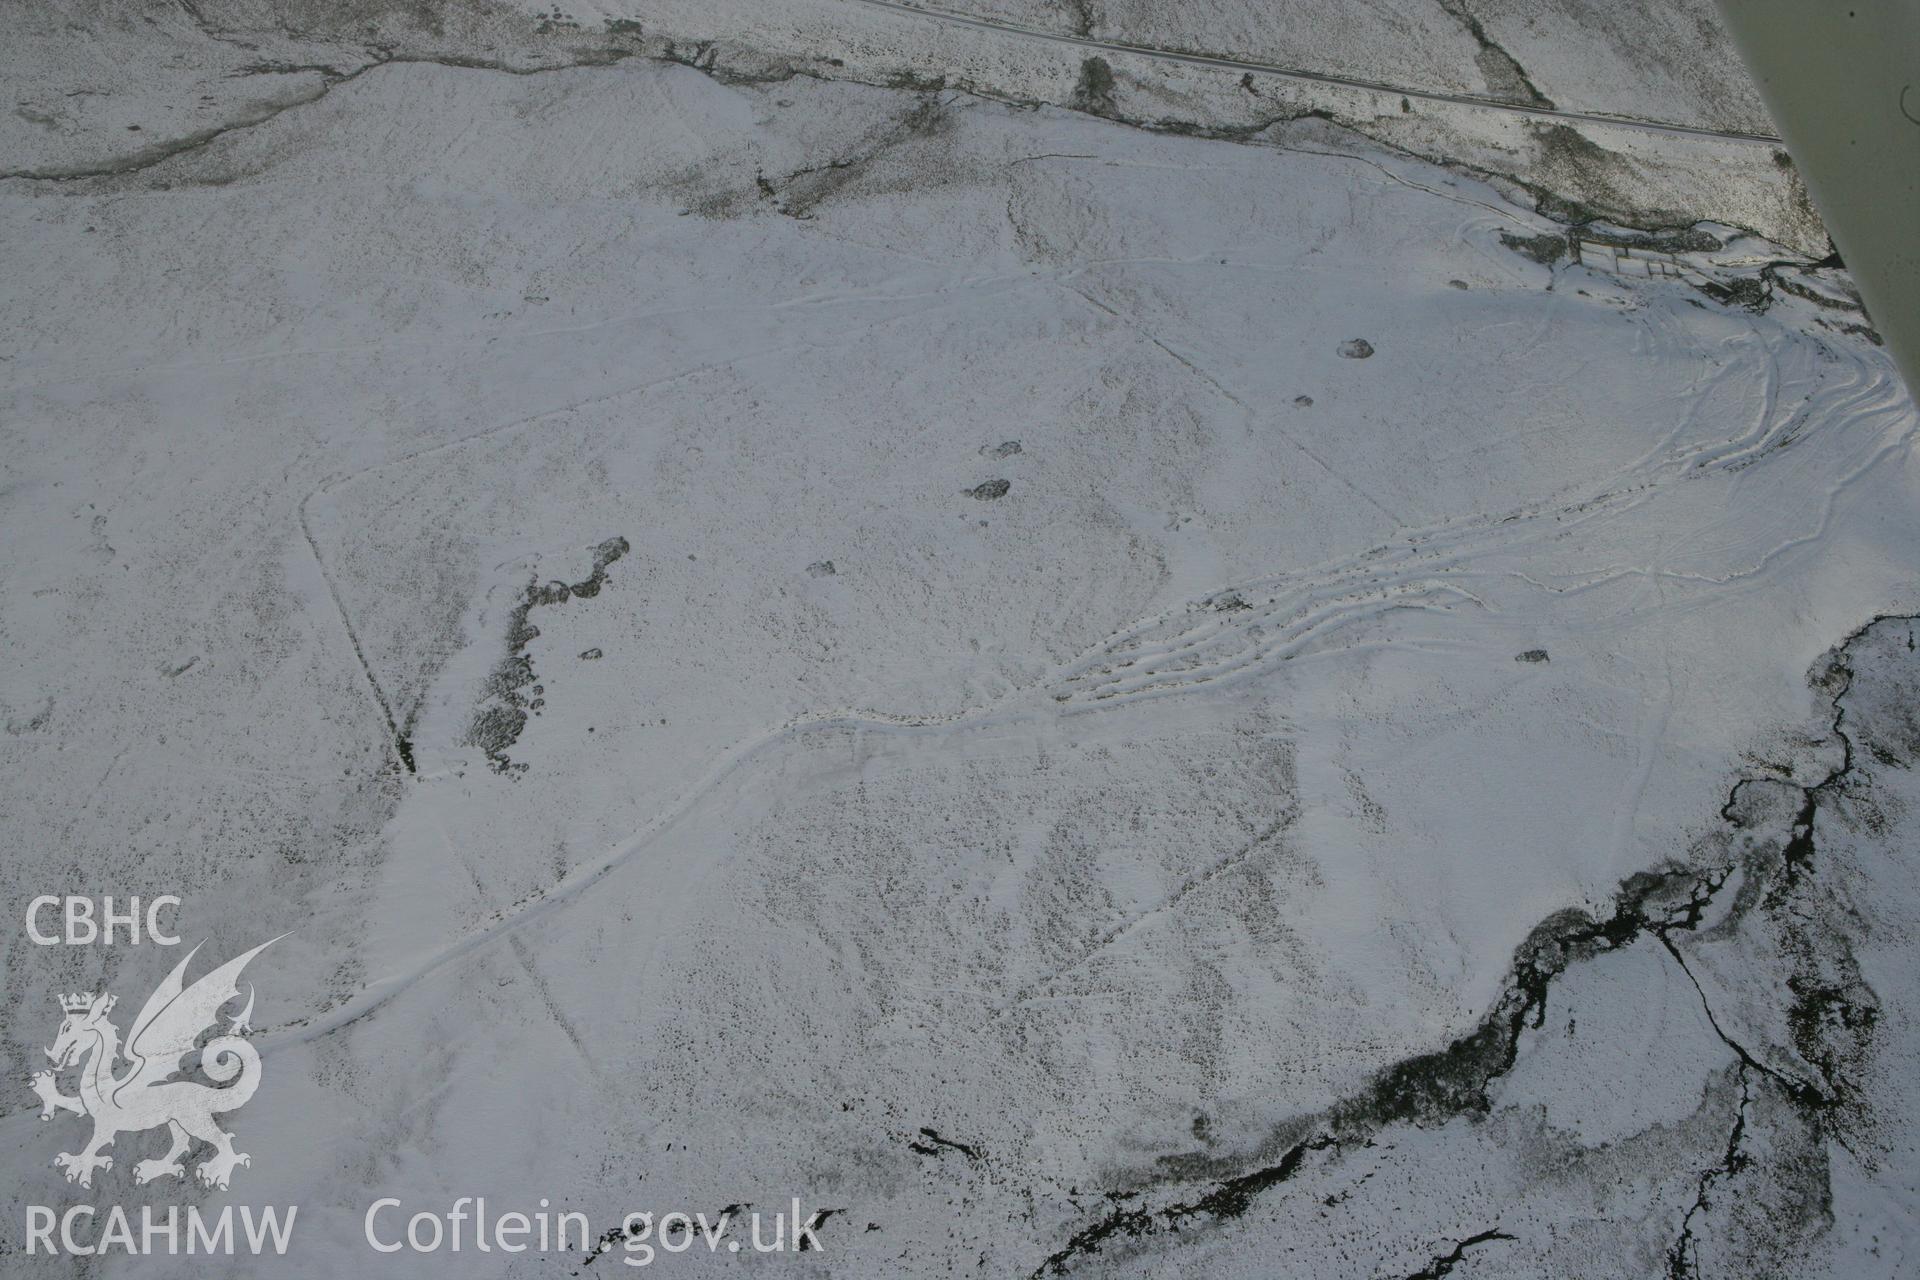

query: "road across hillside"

left=846, top=0, right=1786, bottom=145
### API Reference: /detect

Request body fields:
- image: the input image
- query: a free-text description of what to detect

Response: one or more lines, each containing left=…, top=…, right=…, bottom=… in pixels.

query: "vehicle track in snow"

left=1043, top=292, right=1912, bottom=710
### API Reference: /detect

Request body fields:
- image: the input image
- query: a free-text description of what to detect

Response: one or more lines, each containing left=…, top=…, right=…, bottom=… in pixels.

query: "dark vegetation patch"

left=1694, top=275, right=1770, bottom=312
left=762, top=93, right=953, bottom=219
left=1500, top=230, right=1569, bottom=265
left=1071, top=57, right=1117, bottom=118
left=1580, top=225, right=1723, bottom=255
left=908, top=1128, right=983, bottom=1160
left=1407, top=1229, right=1517, bottom=1279
left=1434, top=0, right=1554, bottom=108
left=467, top=536, right=628, bottom=774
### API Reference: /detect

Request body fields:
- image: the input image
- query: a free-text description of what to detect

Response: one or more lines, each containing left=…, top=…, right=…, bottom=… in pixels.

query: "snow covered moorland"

left=1, top=1, right=1915, bottom=1276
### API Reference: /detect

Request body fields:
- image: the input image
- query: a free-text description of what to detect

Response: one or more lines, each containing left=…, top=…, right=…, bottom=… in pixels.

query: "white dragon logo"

left=29, top=938, right=279, bottom=1190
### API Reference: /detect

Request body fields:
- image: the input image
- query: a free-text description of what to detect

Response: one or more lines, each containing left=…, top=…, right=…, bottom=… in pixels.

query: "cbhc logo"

left=26, top=896, right=181, bottom=946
